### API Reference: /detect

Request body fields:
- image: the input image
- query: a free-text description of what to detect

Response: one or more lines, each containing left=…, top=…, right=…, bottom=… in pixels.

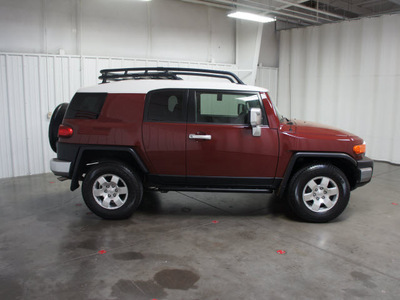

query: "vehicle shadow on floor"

left=138, top=191, right=295, bottom=220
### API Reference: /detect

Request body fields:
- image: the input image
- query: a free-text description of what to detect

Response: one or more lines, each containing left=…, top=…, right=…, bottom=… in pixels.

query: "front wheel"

left=82, top=162, right=143, bottom=220
left=287, top=164, right=350, bottom=223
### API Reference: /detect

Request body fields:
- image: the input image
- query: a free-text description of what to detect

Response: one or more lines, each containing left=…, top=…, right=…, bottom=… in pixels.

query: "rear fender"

left=70, top=146, right=148, bottom=191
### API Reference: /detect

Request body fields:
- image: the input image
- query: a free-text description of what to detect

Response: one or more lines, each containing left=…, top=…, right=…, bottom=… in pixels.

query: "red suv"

left=49, top=67, right=373, bottom=222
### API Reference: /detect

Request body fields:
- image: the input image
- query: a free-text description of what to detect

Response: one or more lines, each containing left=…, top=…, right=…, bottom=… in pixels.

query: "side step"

left=57, top=176, right=69, bottom=182
left=150, top=187, right=273, bottom=194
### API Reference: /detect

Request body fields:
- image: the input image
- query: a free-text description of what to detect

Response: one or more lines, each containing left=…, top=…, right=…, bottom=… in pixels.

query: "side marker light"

left=353, top=143, right=366, bottom=155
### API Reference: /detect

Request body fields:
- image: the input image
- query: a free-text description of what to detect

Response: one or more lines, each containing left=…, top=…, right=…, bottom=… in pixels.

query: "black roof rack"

left=98, top=67, right=244, bottom=85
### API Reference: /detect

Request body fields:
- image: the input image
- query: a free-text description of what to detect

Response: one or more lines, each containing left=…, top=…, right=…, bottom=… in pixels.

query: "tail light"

left=58, top=125, right=73, bottom=138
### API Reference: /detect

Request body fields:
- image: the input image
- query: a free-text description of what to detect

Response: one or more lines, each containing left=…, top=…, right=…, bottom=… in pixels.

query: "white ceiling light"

left=227, top=11, right=276, bottom=23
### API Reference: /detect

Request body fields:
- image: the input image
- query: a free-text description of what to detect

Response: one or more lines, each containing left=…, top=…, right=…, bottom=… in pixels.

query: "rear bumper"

left=50, top=158, right=71, bottom=177
left=355, top=157, right=373, bottom=187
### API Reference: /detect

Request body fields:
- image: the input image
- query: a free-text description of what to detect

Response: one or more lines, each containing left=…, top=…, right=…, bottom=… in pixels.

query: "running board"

left=57, top=176, right=69, bottom=182
left=149, top=187, right=273, bottom=193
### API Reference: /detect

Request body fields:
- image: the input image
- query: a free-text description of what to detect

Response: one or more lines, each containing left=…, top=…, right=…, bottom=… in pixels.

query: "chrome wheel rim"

left=92, top=174, right=128, bottom=210
left=302, top=176, right=339, bottom=212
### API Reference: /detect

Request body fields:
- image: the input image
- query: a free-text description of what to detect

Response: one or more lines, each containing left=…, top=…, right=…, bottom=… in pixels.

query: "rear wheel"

left=287, top=164, right=350, bottom=223
left=82, top=162, right=143, bottom=220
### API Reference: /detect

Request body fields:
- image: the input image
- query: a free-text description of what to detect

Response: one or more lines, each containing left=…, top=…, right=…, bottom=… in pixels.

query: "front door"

left=186, top=90, right=279, bottom=188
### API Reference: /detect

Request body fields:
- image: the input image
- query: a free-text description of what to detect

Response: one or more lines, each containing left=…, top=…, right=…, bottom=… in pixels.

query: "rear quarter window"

left=65, top=93, right=107, bottom=119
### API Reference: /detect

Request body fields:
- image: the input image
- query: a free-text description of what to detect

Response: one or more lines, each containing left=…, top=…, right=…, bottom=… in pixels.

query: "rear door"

left=186, top=90, right=279, bottom=188
left=142, top=89, right=188, bottom=182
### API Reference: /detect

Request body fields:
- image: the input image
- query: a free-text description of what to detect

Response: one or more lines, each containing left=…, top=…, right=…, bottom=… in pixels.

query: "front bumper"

left=50, top=158, right=71, bottom=177
left=356, top=156, right=373, bottom=187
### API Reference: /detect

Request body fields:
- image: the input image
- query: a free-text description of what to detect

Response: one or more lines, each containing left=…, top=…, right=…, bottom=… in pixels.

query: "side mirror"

left=250, top=108, right=262, bottom=137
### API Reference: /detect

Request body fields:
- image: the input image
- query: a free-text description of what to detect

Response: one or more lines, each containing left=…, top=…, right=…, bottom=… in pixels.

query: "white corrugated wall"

left=0, top=53, right=238, bottom=179
left=256, top=67, right=278, bottom=104
left=278, top=14, right=400, bottom=163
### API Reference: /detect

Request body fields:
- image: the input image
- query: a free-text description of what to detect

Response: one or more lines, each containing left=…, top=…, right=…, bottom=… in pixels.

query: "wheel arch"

left=277, top=152, right=358, bottom=197
left=70, top=146, right=149, bottom=191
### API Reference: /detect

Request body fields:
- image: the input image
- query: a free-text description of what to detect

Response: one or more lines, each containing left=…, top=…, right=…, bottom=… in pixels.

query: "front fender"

left=277, top=152, right=357, bottom=198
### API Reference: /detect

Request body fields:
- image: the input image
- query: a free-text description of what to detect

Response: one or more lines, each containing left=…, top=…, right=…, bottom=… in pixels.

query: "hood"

left=292, top=120, right=355, bottom=138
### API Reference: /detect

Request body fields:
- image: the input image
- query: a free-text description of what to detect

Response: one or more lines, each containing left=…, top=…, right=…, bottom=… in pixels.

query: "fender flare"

left=277, top=152, right=357, bottom=197
left=70, top=146, right=149, bottom=191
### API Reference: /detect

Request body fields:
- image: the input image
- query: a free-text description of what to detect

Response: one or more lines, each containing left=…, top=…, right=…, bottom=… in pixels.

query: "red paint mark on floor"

left=276, top=250, right=287, bottom=255
left=98, top=250, right=107, bottom=254
left=49, top=182, right=55, bottom=184
left=392, top=202, right=399, bottom=205
left=212, top=220, right=219, bottom=224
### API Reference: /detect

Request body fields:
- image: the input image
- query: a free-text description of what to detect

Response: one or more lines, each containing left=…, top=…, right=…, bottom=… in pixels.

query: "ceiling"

left=180, top=0, right=400, bottom=29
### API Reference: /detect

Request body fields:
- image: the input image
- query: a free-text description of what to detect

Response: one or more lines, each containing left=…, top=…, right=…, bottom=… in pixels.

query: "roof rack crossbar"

left=101, top=71, right=181, bottom=81
left=98, top=67, right=244, bottom=84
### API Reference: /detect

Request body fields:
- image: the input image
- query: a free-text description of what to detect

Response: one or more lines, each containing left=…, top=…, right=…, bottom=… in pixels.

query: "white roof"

left=78, top=80, right=268, bottom=94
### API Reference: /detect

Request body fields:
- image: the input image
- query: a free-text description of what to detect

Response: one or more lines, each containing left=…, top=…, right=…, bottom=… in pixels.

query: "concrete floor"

left=0, top=161, right=399, bottom=300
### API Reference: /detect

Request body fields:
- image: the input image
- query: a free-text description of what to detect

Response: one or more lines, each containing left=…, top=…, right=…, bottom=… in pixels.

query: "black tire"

left=82, top=162, right=143, bottom=220
left=287, top=164, right=350, bottom=223
left=48, top=102, right=69, bottom=152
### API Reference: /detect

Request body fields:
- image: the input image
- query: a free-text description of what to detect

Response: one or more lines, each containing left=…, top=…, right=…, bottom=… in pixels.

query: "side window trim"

left=188, top=89, right=268, bottom=126
left=144, top=89, right=189, bottom=123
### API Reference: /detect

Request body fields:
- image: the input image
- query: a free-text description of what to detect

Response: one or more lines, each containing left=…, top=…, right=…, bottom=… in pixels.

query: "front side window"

left=146, top=90, right=186, bottom=122
left=195, top=92, right=263, bottom=125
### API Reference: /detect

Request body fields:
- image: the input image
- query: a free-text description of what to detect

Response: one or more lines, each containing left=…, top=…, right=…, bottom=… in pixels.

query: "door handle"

left=189, top=134, right=212, bottom=140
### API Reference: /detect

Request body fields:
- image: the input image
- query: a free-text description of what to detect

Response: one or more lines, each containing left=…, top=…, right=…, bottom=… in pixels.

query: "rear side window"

left=65, top=93, right=107, bottom=119
left=145, top=90, right=186, bottom=123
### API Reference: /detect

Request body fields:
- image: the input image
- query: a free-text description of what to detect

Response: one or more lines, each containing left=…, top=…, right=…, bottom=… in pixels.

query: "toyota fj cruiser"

left=49, top=67, right=373, bottom=222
